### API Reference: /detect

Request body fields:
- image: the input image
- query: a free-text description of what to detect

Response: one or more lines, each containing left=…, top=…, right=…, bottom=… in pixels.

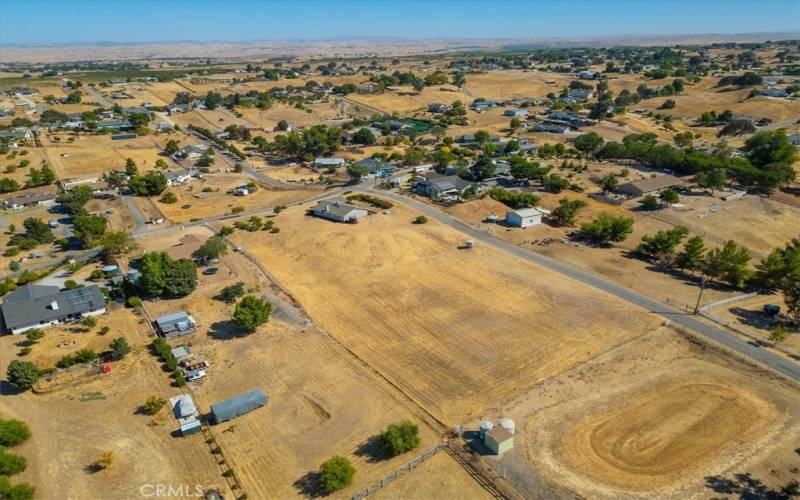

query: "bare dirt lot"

left=225, top=200, right=662, bottom=424
left=497, top=327, right=800, bottom=498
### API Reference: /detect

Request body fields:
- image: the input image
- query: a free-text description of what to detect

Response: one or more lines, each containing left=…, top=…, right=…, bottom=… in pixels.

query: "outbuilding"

left=210, top=389, right=268, bottom=424
left=484, top=428, right=514, bottom=455
left=506, top=207, right=550, bottom=228
left=154, top=311, right=196, bottom=338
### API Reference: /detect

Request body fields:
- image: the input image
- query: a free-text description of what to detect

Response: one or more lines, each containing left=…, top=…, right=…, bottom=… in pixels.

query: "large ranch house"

left=0, top=284, right=107, bottom=335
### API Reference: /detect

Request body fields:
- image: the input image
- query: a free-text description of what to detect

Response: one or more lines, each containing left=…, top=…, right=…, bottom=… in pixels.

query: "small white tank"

left=479, top=420, right=494, bottom=438
left=498, top=418, right=515, bottom=435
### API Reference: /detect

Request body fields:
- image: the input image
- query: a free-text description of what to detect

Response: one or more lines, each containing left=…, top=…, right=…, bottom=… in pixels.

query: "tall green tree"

left=232, top=296, right=272, bottom=332
left=470, top=155, right=496, bottom=181
left=319, top=456, right=355, bottom=493
left=379, top=421, right=420, bottom=457
left=675, top=235, right=706, bottom=271
left=636, top=226, right=689, bottom=267
left=581, top=213, right=634, bottom=245
left=73, top=215, right=107, bottom=246
left=6, top=361, right=39, bottom=389
left=550, top=198, right=588, bottom=227
left=193, top=235, right=228, bottom=261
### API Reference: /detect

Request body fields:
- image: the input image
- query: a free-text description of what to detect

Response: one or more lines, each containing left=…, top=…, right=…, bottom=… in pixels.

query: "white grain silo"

left=498, top=418, right=515, bottom=435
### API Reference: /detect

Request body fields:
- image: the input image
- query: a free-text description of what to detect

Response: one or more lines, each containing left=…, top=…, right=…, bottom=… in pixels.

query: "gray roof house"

left=1, top=284, right=107, bottom=335
left=618, top=175, right=685, bottom=198
left=210, top=389, right=268, bottom=424
left=1, top=190, right=57, bottom=210
left=504, top=108, right=528, bottom=117
left=311, top=196, right=369, bottom=223
left=313, top=158, right=345, bottom=169
left=414, top=173, right=473, bottom=200
left=154, top=311, right=196, bottom=338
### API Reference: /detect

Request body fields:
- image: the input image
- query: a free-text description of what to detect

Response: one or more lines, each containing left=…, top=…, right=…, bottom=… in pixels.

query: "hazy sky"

left=1, top=0, right=798, bottom=45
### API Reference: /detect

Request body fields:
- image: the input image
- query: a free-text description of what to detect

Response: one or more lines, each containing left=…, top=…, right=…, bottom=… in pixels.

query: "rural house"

left=311, top=196, right=369, bottom=223
left=154, top=311, right=196, bottom=338
left=175, top=145, right=207, bottom=161
left=166, top=169, right=198, bottom=187
left=1, top=188, right=57, bottom=210
left=618, top=175, right=685, bottom=198
left=506, top=207, right=550, bottom=228
left=1, top=285, right=107, bottom=335
left=414, top=173, right=473, bottom=200
left=504, top=108, right=528, bottom=117
left=313, top=158, right=345, bottom=169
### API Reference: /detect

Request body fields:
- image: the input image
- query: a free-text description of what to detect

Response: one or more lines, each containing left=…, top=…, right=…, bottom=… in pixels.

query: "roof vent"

left=50, top=300, right=59, bottom=310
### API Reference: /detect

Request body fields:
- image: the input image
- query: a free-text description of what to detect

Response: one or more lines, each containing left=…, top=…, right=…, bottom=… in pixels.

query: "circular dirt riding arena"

left=518, top=332, right=800, bottom=499
left=559, top=382, right=776, bottom=489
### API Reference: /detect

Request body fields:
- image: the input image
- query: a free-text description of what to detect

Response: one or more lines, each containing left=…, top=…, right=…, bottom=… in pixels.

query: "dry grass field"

left=38, top=132, right=174, bottom=179
left=463, top=70, right=574, bottom=101
left=225, top=200, right=662, bottom=424
left=371, top=452, right=493, bottom=500
left=608, top=74, right=800, bottom=123
left=1, top=148, right=51, bottom=184
left=347, top=85, right=470, bottom=114
left=237, top=102, right=342, bottom=129
left=133, top=228, right=443, bottom=498
left=501, top=327, right=800, bottom=498
left=156, top=175, right=318, bottom=223
left=442, top=193, right=743, bottom=308
left=0, top=306, right=227, bottom=499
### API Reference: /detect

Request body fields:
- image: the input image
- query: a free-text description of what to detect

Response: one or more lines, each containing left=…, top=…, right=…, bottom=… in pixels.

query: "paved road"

left=184, top=129, right=304, bottom=190
left=87, top=86, right=113, bottom=108
left=355, top=187, right=800, bottom=382
left=132, top=189, right=334, bottom=240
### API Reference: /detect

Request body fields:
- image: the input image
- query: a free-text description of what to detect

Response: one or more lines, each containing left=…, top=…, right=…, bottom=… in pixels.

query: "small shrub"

left=81, top=316, right=97, bottom=329
left=231, top=206, right=244, bottom=214
left=142, top=395, right=167, bottom=415
left=174, top=370, right=186, bottom=387
left=18, top=347, right=32, bottom=357
left=0, top=448, right=27, bottom=476
left=412, top=215, right=428, bottom=224
left=269, top=227, right=280, bottom=233
left=159, top=192, right=178, bottom=204
left=127, top=296, right=143, bottom=308
left=98, top=326, right=110, bottom=335
left=0, top=418, right=31, bottom=447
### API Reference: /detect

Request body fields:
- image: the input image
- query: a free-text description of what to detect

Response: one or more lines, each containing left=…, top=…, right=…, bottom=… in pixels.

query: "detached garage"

left=506, top=207, right=550, bottom=228
left=210, top=389, right=268, bottom=424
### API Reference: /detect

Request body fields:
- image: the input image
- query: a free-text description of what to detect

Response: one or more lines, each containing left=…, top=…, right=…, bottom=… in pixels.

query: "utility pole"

left=693, top=276, right=708, bottom=315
